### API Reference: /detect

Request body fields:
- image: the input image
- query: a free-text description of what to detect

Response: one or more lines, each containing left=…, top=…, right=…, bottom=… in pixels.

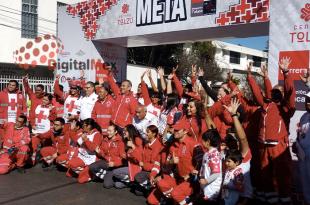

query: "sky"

left=221, top=36, right=269, bottom=51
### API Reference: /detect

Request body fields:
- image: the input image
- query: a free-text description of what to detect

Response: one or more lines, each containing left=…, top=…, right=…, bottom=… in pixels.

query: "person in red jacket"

left=22, top=74, right=45, bottom=128
left=54, top=75, right=81, bottom=122
left=0, top=115, right=30, bottom=174
left=0, top=80, right=27, bottom=143
left=89, top=124, right=126, bottom=188
left=247, top=58, right=295, bottom=204
left=156, top=119, right=201, bottom=205
left=181, top=100, right=208, bottom=142
left=31, top=93, right=57, bottom=165
left=133, top=125, right=163, bottom=196
left=107, top=73, right=138, bottom=132
left=91, top=83, right=114, bottom=136
left=112, top=124, right=143, bottom=188
left=39, top=117, right=70, bottom=170
left=0, top=80, right=27, bottom=124
left=67, top=118, right=102, bottom=183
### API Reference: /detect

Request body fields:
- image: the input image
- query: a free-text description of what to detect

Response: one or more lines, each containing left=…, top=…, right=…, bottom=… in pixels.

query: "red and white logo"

left=122, top=4, right=129, bottom=14
left=301, top=3, right=310, bottom=22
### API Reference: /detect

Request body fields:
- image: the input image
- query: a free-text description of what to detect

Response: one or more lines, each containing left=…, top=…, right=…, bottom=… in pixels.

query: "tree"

left=174, top=41, right=224, bottom=82
left=127, top=44, right=183, bottom=68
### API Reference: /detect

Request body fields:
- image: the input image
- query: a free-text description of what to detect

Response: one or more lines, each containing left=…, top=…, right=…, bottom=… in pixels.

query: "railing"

left=0, top=75, right=54, bottom=94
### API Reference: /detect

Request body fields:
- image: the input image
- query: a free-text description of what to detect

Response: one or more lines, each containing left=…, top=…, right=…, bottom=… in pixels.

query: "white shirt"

left=7, top=93, right=18, bottom=123
left=33, top=105, right=50, bottom=134
left=64, top=95, right=81, bottom=122
left=79, top=92, right=98, bottom=120
left=133, top=113, right=158, bottom=140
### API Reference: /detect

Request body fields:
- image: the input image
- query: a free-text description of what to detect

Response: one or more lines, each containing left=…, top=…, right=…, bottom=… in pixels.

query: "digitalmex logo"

left=300, top=3, right=310, bottom=22
left=122, top=3, right=129, bottom=14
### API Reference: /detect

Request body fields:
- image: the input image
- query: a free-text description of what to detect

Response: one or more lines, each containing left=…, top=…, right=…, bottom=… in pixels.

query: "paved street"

left=0, top=166, right=145, bottom=205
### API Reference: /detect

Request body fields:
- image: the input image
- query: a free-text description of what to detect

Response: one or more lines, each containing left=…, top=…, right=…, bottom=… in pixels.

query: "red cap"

left=173, top=119, right=190, bottom=131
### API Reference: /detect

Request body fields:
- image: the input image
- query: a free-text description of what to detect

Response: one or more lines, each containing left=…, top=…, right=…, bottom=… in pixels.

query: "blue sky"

left=222, top=36, right=269, bottom=51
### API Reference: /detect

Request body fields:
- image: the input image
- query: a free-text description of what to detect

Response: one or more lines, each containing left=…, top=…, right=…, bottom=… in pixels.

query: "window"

left=229, top=51, right=240, bottom=64
left=253, top=56, right=262, bottom=67
left=21, top=0, right=38, bottom=38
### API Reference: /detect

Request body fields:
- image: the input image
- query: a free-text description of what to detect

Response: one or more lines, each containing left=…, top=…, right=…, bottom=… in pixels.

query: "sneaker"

left=114, top=181, right=127, bottom=189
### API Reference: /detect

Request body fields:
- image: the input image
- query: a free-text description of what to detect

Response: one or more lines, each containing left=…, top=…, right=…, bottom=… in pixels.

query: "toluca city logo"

left=118, top=2, right=133, bottom=25
left=300, top=3, right=310, bottom=22
left=136, top=0, right=187, bottom=27
left=122, top=3, right=129, bottom=14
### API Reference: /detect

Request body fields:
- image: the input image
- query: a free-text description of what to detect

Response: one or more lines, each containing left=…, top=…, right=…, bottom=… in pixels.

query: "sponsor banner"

left=64, top=0, right=270, bottom=41
left=268, top=1, right=310, bottom=142
left=57, top=5, right=127, bottom=91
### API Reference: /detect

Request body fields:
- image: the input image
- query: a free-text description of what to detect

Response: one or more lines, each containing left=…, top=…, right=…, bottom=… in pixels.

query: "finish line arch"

left=57, top=0, right=309, bottom=139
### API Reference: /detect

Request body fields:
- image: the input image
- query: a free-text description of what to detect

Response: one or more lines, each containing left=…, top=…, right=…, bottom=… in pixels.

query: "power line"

left=0, top=13, right=56, bottom=33
left=0, top=5, right=57, bottom=24
left=0, top=23, right=52, bottom=36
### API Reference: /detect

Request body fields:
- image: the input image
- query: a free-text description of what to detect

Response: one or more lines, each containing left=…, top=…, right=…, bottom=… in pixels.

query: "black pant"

left=89, top=160, right=114, bottom=188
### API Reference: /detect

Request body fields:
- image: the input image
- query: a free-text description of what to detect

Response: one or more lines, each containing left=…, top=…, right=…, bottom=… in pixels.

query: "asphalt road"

left=0, top=166, right=145, bottom=205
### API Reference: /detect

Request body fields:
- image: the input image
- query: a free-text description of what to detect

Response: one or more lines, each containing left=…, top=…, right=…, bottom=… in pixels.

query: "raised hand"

left=172, top=65, right=178, bottom=74
left=157, top=66, right=164, bottom=76
left=279, top=56, right=292, bottom=73
left=259, top=62, right=268, bottom=78
left=167, top=73, right=174, bottom=80
left=141, top=70, right=147, bottom=81
left=191, top=64, right=197, bottom=77
left=227, top=70, right=233, bottom=81
left=146, top=69, right=152, bottom=78
left=223, top=98, right=241, bottom=115
left=247, top=62, right=253, bottom=75
left=198, top=67, right=204, bottom=77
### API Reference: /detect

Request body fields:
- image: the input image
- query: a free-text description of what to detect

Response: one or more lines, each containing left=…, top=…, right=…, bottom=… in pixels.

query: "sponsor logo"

left=118, top=3, right=134, bottom=25
left=300, top=3, right=310, bottom=22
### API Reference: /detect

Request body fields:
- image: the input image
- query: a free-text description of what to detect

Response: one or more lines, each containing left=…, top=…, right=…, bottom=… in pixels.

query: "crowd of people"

left=0, top=57, right=309, bottom=205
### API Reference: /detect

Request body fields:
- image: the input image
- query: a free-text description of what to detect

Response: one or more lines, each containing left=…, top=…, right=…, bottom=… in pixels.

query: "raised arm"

left=224, top=98, right=249, bottom=157
left=107, top=73, right=120, bottom=96
left=280, top=57, right=296, bottom=115
left=146, top=69, right=159, bottom=93
left=172, top=74, right=184, bottom=98
left=247, top=64, right=265, bottom=107
left=157, top=67, right=166, bottom=92
left=166, top=74, right=173, bottom=95
left=22, top=74, right=34, bottom=98
left=198, top=67, right=218, bottom=101
left=54, top=75, right=64, bottom=99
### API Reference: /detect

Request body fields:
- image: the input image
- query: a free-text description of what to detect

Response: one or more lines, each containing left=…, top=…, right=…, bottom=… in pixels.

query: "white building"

left=212, top=40, right=268, bottom=74
left=0, top=0, right=81, bottom=77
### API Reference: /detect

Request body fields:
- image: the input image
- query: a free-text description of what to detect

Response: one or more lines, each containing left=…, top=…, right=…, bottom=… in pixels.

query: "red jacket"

left=170, top=136, right=200, bottom=178
left=23, top=78, right=44, bottom=126
left=131, top=137, right=163, bottom=178
left=2, top=123, right=30, bottom=149
left=107, top=75, right=138, bottom=128
left=248, top=74, right=288, bottom=142
left=180, top=115, right=207, bottom=142
left=264, top=75, right=296, bottom=133
left=172, top=75, right=201, bottom=101
left=91, top=95, right=115, bottom=135
left=40, top=130, right=70, bottom=155
left=208, top=95, right=233, bottom=139
left=0, top=89, right=27, bottom=123
left=98, top=134, right=125, bottom=167
left=127, top=137, right=143, bottom=181
left=52, top=98, right=64, bottom=118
